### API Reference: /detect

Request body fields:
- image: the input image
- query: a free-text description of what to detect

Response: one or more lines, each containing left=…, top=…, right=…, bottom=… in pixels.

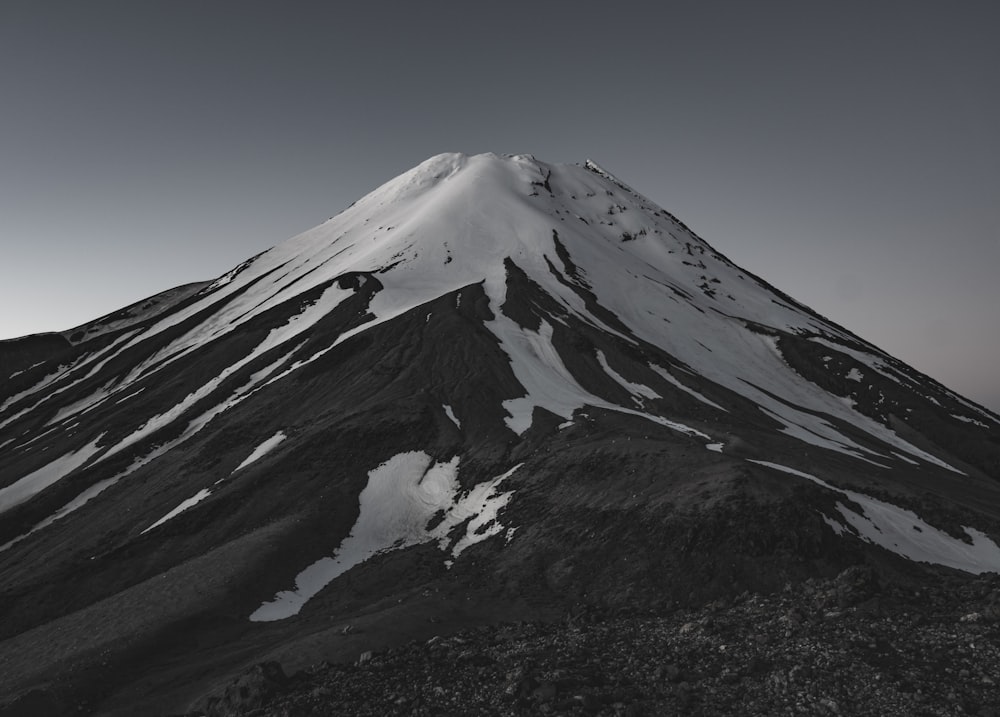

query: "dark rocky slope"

left=182, top=566, right=1000, bottom=717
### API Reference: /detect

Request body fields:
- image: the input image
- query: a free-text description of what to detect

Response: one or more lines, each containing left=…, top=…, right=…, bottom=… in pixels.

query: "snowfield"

left=250, top=452, right=519, bottom=621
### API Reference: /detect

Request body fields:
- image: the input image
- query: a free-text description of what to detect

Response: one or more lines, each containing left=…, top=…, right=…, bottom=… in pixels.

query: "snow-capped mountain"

left=2, top=153, right=999, bottom=715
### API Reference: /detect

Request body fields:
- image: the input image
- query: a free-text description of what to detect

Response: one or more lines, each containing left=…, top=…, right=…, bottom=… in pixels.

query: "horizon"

left=1, top=2, right=997, bottom=413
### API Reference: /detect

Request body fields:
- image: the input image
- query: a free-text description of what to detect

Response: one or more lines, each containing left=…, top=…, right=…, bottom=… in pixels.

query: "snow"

left=250, top=452, right=520, bottom=621
left=6, top=361, right=44, bottom=379
left=0, top=439, right=178, bottom=552
left=115, top=387, right=146, bottom=404
left=2, top=350, right=295, bottom=550
left=648, top=364, right=727, bottom=412
left=949, top=394, right=1000, bottom=426
left=3, top=268, right=348, bottom=447
left=952, top=414, right=990, bottom=429
left=596, top=350, right=660, bottom=401
left=2, top=154, right=969, bottom=477
left=3, top=153, right=982, bottom=532
left=116, top=279, right=352, bottom=407
left=95, top=292, right=329, bottom=468
left=0, top=474, right=120, bottom=552
left=0, top=363, right=78, bottom=415
left=7, top=156, right=943, bottom=465
left=442, top=405, right=461, bottom=429
left=0, top=434, right=104, bottom=514
left=749, top=460, right=1000, bottom=574
left=117, top=155, right=700, bottom=443
left=492, top=319, right=708, bottom=440
left=142, top=489, right=213, bottom=534
left=892, top=451, right=920, bottom=465
left=233, top=431, right=287, bottom=472
left=6, top=424, right=59, bottom=452
left=757, top=405, right=886, bottom=467
left=0, top=329, right=143, bottom=432
left=496, top=319, right=600, bottom=435
left=431, top=463, right=519, bottom=558
left=846, top=368, right=863, bottom=382
left=808, top=337, right=910, bottom=387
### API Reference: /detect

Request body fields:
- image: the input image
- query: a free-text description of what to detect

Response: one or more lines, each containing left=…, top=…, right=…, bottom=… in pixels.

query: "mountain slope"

left=1, top=153, right=999, bottom=715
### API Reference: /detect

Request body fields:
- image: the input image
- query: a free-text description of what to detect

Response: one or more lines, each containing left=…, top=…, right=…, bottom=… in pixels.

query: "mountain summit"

left=2, top=153, right=999, bottom=714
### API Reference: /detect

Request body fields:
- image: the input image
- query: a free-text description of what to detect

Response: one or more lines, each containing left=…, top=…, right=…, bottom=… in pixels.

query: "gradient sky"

left=1, top=1, right=998, bottom=412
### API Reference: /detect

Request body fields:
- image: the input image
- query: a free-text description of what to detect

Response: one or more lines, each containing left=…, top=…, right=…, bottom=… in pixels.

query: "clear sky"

left=1, top=1, right=997, bottom=412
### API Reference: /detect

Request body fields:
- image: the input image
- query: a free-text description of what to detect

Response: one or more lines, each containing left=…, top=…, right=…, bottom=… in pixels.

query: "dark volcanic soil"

left=178, top=566, right=1000, bottom=717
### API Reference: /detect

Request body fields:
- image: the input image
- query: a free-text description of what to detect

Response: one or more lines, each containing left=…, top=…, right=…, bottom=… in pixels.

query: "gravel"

left=189, top=566, right=1000, bottom=716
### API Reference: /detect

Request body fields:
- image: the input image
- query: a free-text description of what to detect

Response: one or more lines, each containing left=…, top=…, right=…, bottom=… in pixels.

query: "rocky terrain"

left=187, top=566, right=1000, bottom=717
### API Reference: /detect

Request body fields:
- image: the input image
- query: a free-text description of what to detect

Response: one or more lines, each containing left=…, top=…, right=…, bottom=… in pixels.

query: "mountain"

left=2, top=152, right=999, bottom=716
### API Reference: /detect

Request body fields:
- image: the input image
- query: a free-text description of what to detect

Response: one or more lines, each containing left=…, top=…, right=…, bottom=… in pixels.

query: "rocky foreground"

left=189, top=567, right=1000, bottom=717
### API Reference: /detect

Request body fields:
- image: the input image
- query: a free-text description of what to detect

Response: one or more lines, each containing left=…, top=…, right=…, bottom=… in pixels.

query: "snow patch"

left=952, top=414, right=989, bottom=429
left=596, top=350, right=660, bottom=400
left=0, top=474, right=119, bottom=552
left=648, top=364, right=727, bottom=412
left=431, top=464, right=519, bottom=559
left=250, top=452, right=520, bottom=621
left=846, top=368, right=863, bottom=382
left=493, top=319, right=708, bottom=440
left=757, top=406, right=884, bottom=466
left=142, top=489, right=213, bottom=534
left=233, top=431, right=287, bottom=472
left=442, top=405, right=461, bottom=430
left=892, top=451, right=920, bottom=466
left=0, top=434, right=105, bottom=514
left=0, top=332, right=141, bottom=431
left=6, top=361, right=45, bottom=379
left=749, top=460, right=1000, bottom=574
left=114, top=387, right=146, bottom=404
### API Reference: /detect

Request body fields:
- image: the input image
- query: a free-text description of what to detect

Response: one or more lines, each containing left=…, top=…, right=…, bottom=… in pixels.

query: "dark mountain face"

left=1, top=153, right=999, bottom=715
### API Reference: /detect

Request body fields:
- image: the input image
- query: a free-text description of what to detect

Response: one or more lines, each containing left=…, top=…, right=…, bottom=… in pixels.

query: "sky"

left=1, top=1, right=997, bottom=412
